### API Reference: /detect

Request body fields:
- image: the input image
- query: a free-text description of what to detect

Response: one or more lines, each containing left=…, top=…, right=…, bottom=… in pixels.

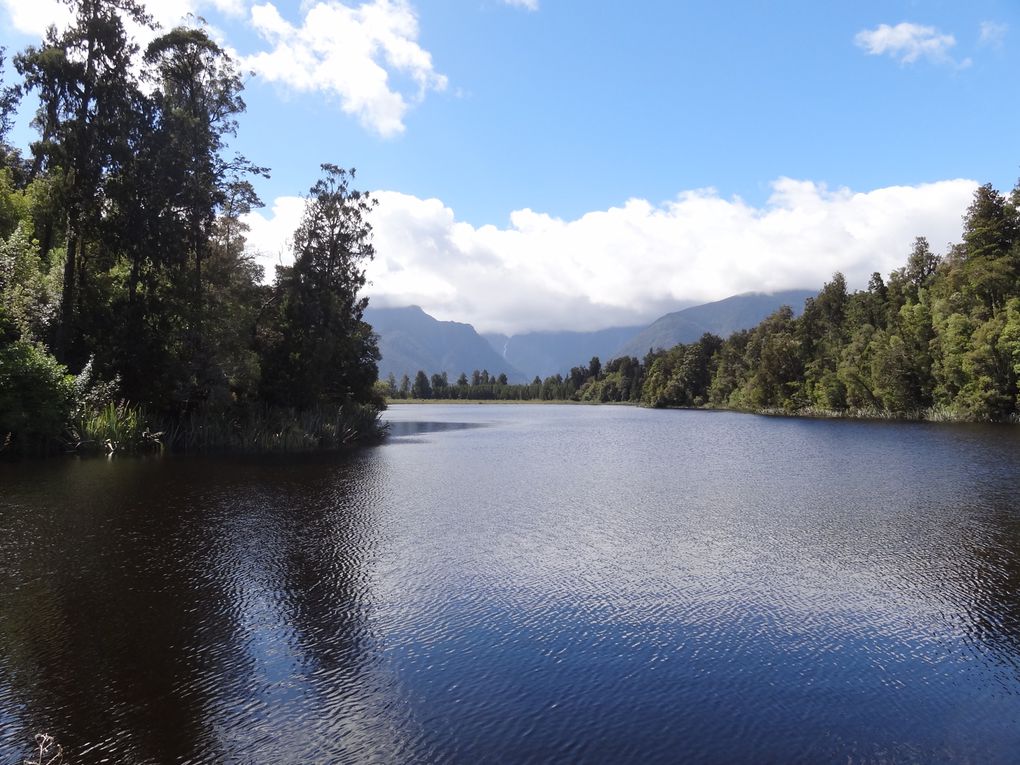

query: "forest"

left=393, top=178, right=1020, bottom=421
left=2, top=2, right=1018, bottom=458
left=0, top=0, right=384, bottom=455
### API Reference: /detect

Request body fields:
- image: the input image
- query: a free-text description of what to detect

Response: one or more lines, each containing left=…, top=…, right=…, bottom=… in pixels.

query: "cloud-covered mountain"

left=614, top=289, right=817, bottom=360
left=245, top=179, right=974, bottom=337
left=483, top=327, right=645, bottom=381
left=365, top=305, right=525, bottom=383
left=369, top=291, right=816, bottom=383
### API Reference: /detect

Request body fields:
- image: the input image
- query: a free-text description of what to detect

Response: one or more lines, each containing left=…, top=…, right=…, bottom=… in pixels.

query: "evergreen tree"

left=261, top=165, right=380, bottom=409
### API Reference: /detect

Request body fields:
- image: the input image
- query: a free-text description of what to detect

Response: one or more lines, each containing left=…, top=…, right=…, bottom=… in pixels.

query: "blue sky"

left=2, top=0, right=1018, bottom=332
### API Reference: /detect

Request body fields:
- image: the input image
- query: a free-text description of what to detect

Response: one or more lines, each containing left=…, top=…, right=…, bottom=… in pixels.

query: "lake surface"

left=2, top=404, right=1020, bottom=763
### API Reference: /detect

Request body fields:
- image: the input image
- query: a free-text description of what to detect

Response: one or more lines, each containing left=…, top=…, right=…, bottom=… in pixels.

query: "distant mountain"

left=614, top=289, right=816, bottom=360
left=483, top=326, right=644, bottom=381
left=367, top=290, right=816, bottom=384
left=365, top=305, right=526, bottom=383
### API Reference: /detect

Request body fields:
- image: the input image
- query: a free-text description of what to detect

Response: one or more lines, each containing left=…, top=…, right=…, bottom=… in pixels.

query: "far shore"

left=386, top=398, right=587, bottom=405
left=383, top=399, right=1017, bottom=424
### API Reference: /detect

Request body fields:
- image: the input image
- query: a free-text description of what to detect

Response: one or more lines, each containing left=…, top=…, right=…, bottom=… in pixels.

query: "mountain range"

left=368, top=289, right=815, bottom=382
left=613, top=289, right=816, bottom=359
left=365, top=305, right=526, bottom=383
left=482, top=326, right=645, bottom=381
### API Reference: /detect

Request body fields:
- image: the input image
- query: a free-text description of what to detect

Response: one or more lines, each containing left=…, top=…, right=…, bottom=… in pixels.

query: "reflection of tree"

left=0, top=450, right=408, bottom=763
left=241, top=455, right=410, bottom=762
left=0, top=458, right=250, bottom=762
left=0, top=452, right=394, bottom=763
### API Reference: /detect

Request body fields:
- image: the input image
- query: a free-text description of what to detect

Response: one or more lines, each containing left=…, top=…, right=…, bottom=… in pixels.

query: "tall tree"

left=959, top=183, right=1017, bottom=313
left=142, top=25, right=250, bottom=308
left=16, top=0, right=151, bottom=364
left=262, top=165, right=380, bottom=409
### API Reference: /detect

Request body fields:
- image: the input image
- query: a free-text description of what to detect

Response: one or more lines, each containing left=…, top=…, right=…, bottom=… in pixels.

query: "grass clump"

left=169, top=400, right=386, bottom=453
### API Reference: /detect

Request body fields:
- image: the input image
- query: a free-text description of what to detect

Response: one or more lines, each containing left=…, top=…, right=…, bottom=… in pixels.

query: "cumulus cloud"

left=0, top=0, right=72, bottom=36
left=854, top=22, right=969, bottom=67
left=979, top=21, right=1007, bottom=50
left=242, top=0, right=447, bottom=137
left=502, top=0, right=539, bottom=11
left=2, top=0, right=443, bottom=136
left=243, top=195, right=307, bottom=278
left=242, top=177, right=978, bottom=335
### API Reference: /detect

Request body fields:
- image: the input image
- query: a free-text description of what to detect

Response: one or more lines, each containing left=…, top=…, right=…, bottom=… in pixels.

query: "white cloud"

left=854, top=22, right=969, bottom=67
left=979, top=21, right=1007, bottom=50
left=242, top=177, right=978, bottom=335
left=243, top=195, right=307, bottom=279
left=242, top=0, right=447, bottom=137
left=502, top=0, right=539, bottom=11
left=0, top=0, right=243, bottom=49
left=0, top=0, right=72, bottom=36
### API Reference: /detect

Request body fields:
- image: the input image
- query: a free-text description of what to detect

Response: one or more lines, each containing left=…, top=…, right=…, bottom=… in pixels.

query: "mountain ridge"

left=366, top=289, right=817, bottom=383
left=613, top=289, right=816, bottom=360
left=364, top=305, right=526, bottom=383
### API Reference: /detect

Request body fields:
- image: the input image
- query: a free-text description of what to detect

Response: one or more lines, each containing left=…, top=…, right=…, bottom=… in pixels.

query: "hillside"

left=483, top=326, right=644, bottom=380
left=614, top=289, right=816, bottom=359
left=365, top=305, right=526, bottom=383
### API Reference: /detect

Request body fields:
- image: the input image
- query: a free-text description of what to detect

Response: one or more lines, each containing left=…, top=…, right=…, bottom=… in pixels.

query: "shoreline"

left=386, top=399, right=1018, bottom=424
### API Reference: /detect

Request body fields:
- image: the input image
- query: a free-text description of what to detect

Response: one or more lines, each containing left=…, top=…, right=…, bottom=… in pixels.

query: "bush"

left=0, top=338, right=74, bottom=454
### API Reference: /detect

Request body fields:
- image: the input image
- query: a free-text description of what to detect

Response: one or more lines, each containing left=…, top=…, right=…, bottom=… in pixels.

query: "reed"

left=67, top=401, right=163, bottom=454
left=170, top=401, right=386, bottom=453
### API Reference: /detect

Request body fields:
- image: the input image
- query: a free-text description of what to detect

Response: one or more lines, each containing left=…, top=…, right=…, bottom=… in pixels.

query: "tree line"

left=0, top=0, right=383, bottom=454
left=381, top=355, right=646, bottom=402
left=394, top=177, right=1020, bottom=421
left=638, top=180, right=1020, bottom=420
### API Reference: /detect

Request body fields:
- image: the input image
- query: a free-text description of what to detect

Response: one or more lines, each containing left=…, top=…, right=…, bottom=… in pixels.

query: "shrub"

left=0, top=338, right=74, bottom=454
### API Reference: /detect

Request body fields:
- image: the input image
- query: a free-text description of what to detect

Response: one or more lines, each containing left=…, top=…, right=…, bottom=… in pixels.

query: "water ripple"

left=1, top=409, right=1020, bottom=762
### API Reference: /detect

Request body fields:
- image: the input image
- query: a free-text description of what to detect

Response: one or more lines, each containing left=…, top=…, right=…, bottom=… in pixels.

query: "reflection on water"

left=2, top=406, right=1020, bottom=763
left=386, top=419, right=487, bottom=438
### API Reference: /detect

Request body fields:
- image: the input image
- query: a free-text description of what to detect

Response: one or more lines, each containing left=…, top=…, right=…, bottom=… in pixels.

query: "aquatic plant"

left=171, top=401, right=386, bottom=453
left=67, top=401, right=163, bottom=454
left=24, top=733, right=62, bottom=765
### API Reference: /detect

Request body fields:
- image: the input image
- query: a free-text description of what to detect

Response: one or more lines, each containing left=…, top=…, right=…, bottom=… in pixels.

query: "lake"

left=2, top=404, right=1020, bottom=763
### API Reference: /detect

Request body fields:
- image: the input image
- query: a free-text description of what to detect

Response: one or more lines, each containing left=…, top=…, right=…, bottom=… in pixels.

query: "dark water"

left=2, top=405, right=1020, bottom=763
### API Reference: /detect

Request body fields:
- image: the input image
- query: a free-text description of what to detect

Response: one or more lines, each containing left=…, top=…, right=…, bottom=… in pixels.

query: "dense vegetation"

left=379, top=358, right=639, bottom=402
left=638, top=180, right=1020, bottom=420
left=0, top=0, right=383, bottom=455
left=396, top=178, right=1020, bottom=421
left=2, top=2, right=1016, bottom=452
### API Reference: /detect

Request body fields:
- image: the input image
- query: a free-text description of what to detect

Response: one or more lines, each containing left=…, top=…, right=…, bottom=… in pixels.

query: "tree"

left=16, top=0, right=152, bottom=363
left=261, top=165, right=380, bottom=409
left=429, top=372, right=446, bottom=395
left=905, top=236, right=940, bottom=292
left=412, top=370, right=431, bottom=399
left=959, top=183, right=1017, bottom=313
left=141, top=25, right=253, bottom=309
left=0, top=47, right=25, bottom=180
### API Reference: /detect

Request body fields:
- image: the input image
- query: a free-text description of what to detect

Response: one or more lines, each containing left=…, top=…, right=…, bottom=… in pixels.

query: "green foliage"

left=68, top=400, right=160, bottom=453
left=412, top=370, right=432, bottom=399
left=260, top=165, right=380, bottom=411
left=611, top=179, right=1020, bottom=423
left=0, top=6, right=384, bottom=455
left=0, top=335, right=74, bottom=453
left=642, top=334, right=721, bottom=408
left=0, top=220, right=60, bottom=342
left=172, top=401, right=384, bottom=452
